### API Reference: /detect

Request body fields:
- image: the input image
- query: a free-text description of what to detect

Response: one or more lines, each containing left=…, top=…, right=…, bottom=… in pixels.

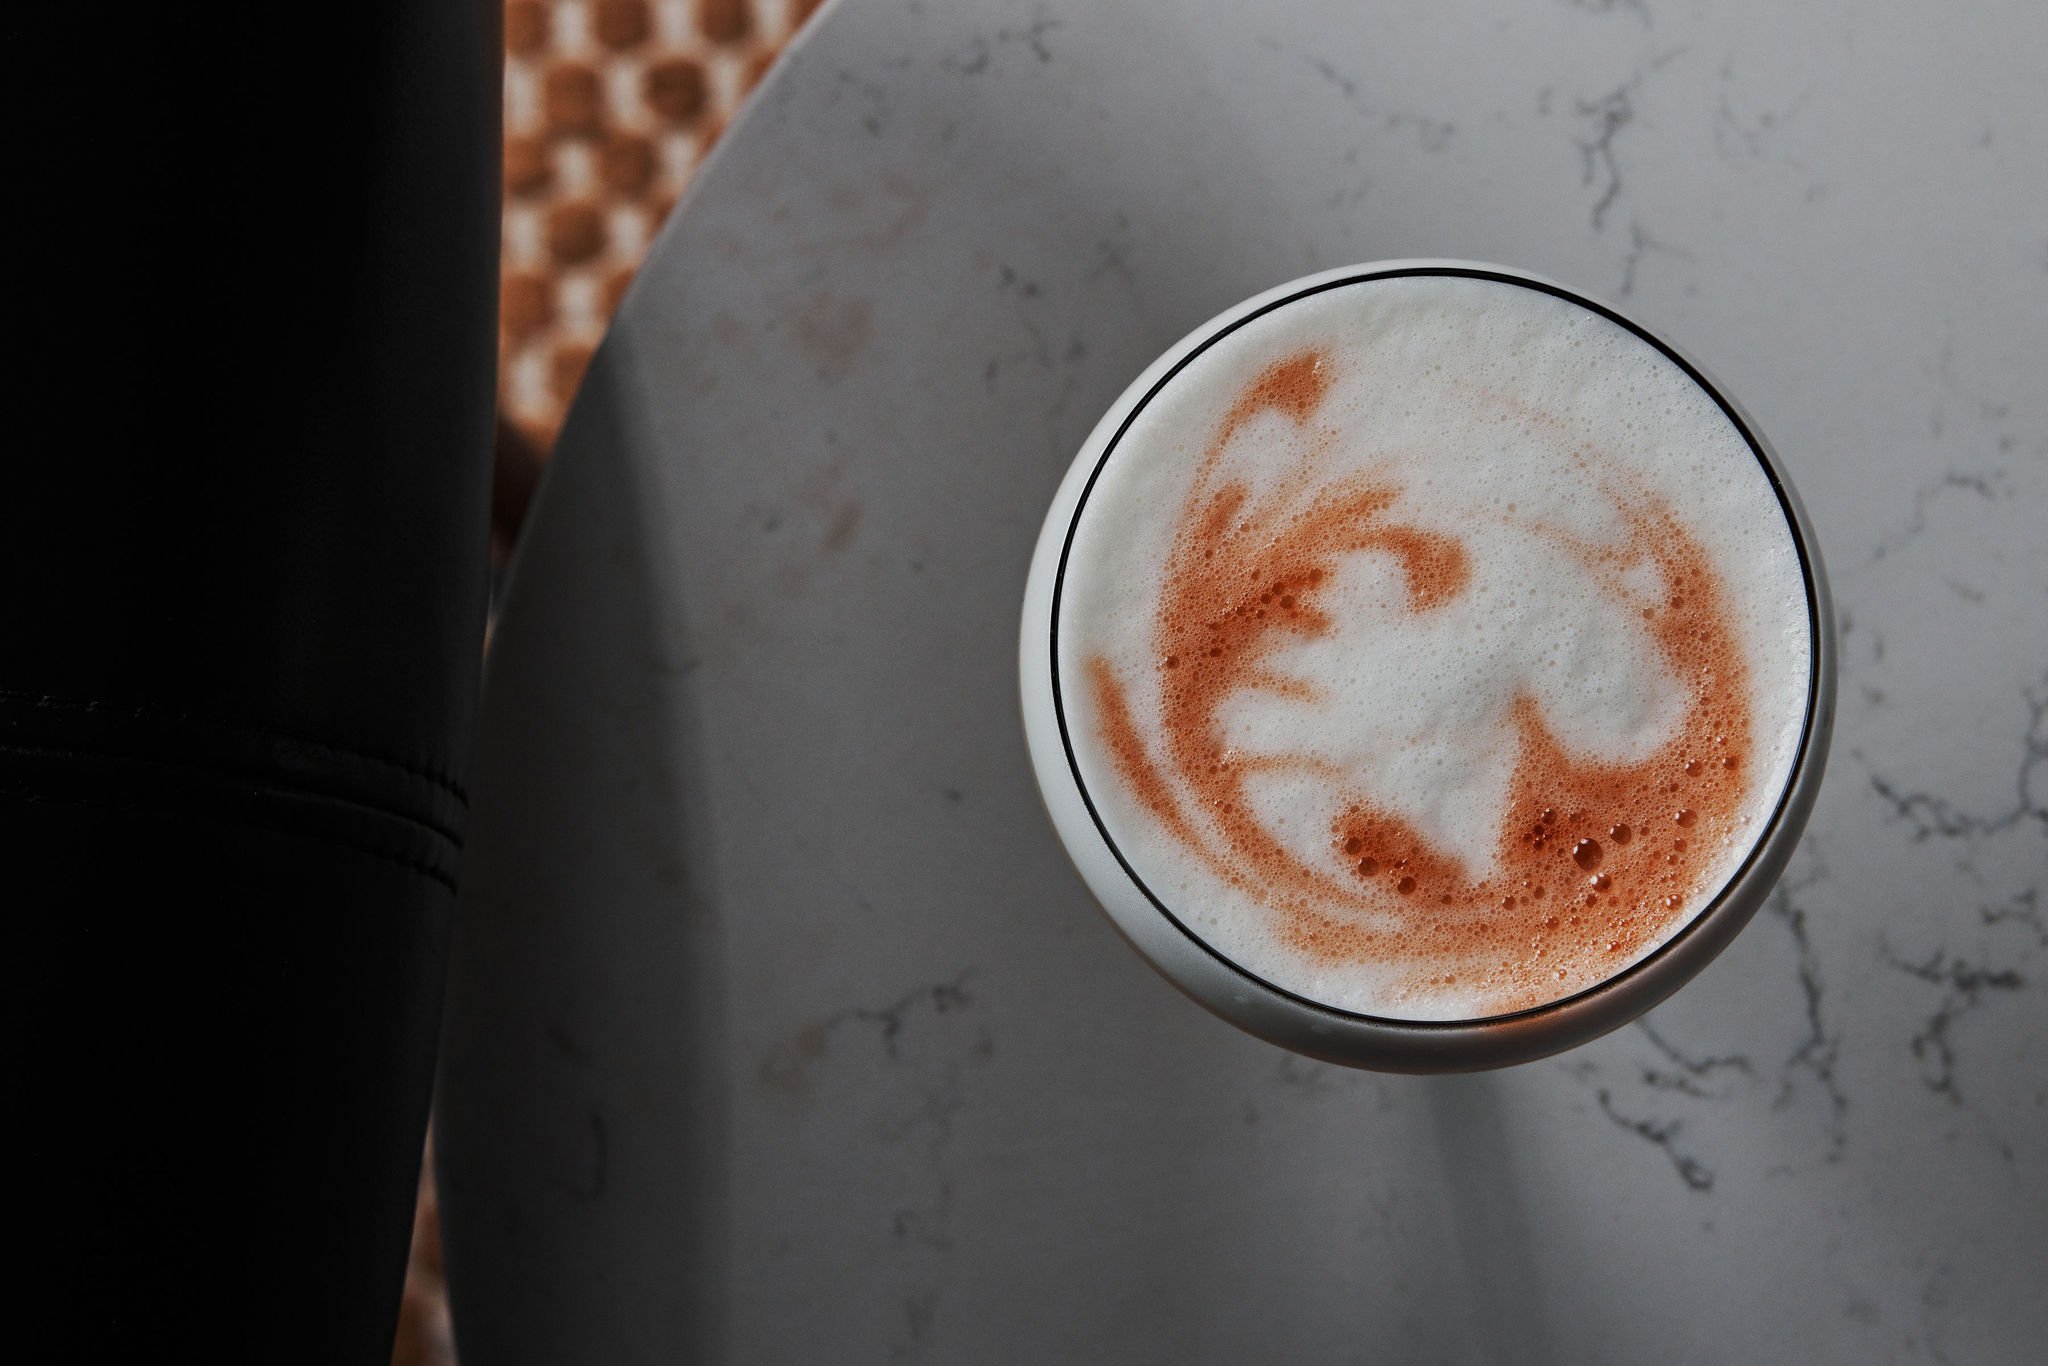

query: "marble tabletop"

left=436, top=0, right=2048, bottom=1361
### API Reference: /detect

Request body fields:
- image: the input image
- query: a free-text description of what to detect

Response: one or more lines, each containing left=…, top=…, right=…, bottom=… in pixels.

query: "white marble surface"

left=437, top=1, right=2048, bottom=1361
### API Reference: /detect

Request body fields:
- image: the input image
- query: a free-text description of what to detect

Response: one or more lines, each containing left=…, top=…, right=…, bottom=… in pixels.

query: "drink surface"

left=1055, top=273, right=1813, bottom=1021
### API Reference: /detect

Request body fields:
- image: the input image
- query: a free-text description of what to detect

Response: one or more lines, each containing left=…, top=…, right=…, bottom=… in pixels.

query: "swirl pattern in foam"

left=1057, top=274, right=1812, bottom=1021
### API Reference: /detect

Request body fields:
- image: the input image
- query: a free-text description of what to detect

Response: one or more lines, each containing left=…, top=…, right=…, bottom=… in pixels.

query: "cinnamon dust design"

left=1087, top=349, right=1755, bottom=1014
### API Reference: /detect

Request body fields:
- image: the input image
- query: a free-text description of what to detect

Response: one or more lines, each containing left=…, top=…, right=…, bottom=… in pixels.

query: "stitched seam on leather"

left=0, top=738, right=466, bottom=849
left=1, top=785, right=461, bottom=894
left=0, top=689, right=471, bottom=804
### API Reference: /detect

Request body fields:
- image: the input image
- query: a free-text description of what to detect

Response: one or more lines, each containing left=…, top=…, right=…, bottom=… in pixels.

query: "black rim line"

left=1046, top=265, right=1825, bottom=1033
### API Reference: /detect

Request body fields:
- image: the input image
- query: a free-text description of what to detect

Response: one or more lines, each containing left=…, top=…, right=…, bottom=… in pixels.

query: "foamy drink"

left=1030, top=266, right=1820, bottom=1030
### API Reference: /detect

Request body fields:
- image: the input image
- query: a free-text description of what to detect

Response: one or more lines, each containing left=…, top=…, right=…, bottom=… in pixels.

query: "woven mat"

left=399, top=4, right=821, bottom=1360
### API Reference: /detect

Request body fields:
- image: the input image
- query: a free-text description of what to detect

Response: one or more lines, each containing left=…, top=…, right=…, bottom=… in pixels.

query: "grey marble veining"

left=437, top=1, right=2048, bottom=1361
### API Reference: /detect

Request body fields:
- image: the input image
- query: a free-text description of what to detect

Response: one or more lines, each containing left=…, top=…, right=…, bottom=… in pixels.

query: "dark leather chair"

left=4, top=6, right=500, bottom=1359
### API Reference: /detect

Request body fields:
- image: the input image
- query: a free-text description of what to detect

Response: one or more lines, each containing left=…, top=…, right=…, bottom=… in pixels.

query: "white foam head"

left=1055, top=272, right=1813, bottom=1021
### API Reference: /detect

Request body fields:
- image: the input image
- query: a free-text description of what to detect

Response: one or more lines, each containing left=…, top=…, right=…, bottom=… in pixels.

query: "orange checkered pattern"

left=498, top=0, right=826, bottom=455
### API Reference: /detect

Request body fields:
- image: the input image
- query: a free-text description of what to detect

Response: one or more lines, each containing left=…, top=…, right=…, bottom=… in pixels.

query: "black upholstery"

left=4, top=5, right=501, bottom=1358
